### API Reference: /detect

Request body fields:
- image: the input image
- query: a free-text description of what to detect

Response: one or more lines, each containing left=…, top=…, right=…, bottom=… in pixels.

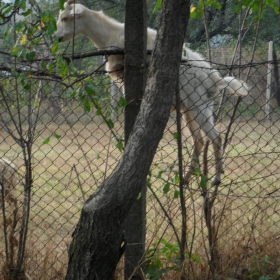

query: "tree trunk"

left=124, top=1, right=147, bottom=279
left=65, top=0, right=190, bottom=279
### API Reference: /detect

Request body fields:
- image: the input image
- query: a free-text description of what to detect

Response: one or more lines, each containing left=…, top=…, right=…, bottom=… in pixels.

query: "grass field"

left=1, top=106, right=280, bottom=279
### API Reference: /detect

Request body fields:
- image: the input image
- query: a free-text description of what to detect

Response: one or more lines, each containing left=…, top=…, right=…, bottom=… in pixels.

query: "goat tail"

left=217, top=77, right=249, bottom=97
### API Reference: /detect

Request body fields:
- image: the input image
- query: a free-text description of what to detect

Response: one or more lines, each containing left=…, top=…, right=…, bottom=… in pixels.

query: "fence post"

left=124, top=0, right=147, bottom=279
left=273, top=47, right=280, bottom=106
left=266, top=41, right=273, bottom=119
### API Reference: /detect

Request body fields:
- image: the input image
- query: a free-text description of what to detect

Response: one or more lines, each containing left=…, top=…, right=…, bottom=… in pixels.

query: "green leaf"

left=157, top=170, right=164, bottom=178
left=34, top=99, right=40, bottom=107
left=26, top=51, right=36, bottom=62
left=174, top=172, right=180, bottom=184
left=50, top=41, right=59, bottom=54
left=56, top=57, right=68, bottom=77
left=10, top=47, right=19, bottom=56
left=96, top=107, right=102, bottom=115
left=186, top=253, right=201, bottom=264
left=107, top=119, right=114, bottom=129
left=116, top=139, right=123, bottom=151
left=15, top=0, right=26, bottom=10
left=22, top=81, right=31, bottom=90
left=14, top=21, right=25, bottom=32
left=59, top=0, right=66, bottom=10
left=274, top=6, right=280, bottom=14
left=174, top=190, right=179, bottom=199
left=40, top=11, right=57, bottom=36
left=47, top=63, right=53, bottom=75
left=43, top=137, right=50, bottom=145
left=118, top=97, right=127, bottom=107
left=85, top=84, right=96, bottom=96
left=173, top=132, right=179, bottom=139
left=83, top=99, right=91, bottom=112
left=53, top=132, right=61, bottom=139
left=70, top=89, right=78, bottom=98
left=21, top=8, right=32, bottom=17
left=163, top=183, right=170, bottom=194
left=153, top=0, right=162, bottom=13
left=46, top=21, right=57, bottom=36
left=41, top=60, right=47, bottom=70
left=169, top=163, right=175, bottom=171
left=200, top=175, right=207, bottom=189
left=190, top=4, right=203, bottom=19
left=2, top=4, right=13, bottom=15
left=193, top=167, right=201, bottom=176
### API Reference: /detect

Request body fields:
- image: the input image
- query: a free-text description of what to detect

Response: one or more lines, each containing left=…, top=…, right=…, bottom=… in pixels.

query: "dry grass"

left=0, top=108, right=280, bottom=279
left=143, top=117, right=280, bottom=279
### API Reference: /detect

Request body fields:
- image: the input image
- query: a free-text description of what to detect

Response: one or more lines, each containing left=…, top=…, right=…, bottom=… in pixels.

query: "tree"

left=123, top=1, right=147, bottom=279
left=64, top=0, right=190, bottom=279
left=187, top=0, right=280, bottom=47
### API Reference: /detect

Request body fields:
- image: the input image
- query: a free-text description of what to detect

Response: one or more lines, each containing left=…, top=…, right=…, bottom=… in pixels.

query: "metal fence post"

left=266, top=41, right=273, bottom=119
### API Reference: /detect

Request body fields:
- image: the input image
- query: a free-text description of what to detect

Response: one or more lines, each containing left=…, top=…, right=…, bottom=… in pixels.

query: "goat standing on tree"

left=54, top=0, right=248, bottom=186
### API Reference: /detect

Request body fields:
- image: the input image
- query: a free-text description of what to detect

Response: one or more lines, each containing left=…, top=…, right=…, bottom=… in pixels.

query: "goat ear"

left=63, top=1, right=71, bottom=10
left=64, top=0, right=75, bottom=10
left=69, top=5, right=84, bottom=16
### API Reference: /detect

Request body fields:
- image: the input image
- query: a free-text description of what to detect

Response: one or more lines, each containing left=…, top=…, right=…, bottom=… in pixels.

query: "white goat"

left=54, top=0, right=248, bottom=185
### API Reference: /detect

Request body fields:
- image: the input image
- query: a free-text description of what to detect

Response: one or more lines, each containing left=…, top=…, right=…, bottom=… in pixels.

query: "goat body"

left=54, top=0, right=248, bottom=185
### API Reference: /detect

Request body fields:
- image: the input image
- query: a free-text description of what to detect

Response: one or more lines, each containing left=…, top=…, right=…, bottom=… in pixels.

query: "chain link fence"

left=1, top=1, right=280, bottom=276
left=1, top=44, right=280, bottom=279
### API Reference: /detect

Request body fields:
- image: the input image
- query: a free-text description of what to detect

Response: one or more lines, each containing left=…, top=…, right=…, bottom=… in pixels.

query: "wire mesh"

left=1, top=50, right=280, bottom=279
left=1, top=1, right=280, bottom=278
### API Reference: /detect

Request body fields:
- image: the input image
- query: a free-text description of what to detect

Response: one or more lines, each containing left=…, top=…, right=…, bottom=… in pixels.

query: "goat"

left=54, top=0, right=248, bottom=186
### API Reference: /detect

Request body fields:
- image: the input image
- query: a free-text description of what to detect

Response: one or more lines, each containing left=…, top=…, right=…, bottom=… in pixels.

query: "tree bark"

left=65, top=0, right=190, bottom=279
left=124, top=1, right=147, bottom=279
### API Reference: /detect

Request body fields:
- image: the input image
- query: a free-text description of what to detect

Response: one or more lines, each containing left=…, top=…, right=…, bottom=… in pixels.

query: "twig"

left=103, top=130, right=112, bottom=181
left=147, top=184, right=181, bottom=246
left=175, top=78, right=187, bottom=267
left=73, top=164, right=85, bottom=203
left=223, top=96, right=242, bottom=152
left=88, top=95, right=122, bottom=143
left=1, top=182, right=9, bottom=263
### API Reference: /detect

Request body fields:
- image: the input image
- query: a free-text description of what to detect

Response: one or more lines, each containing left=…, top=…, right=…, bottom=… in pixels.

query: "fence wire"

left=1, top=48, right=280, bottom=280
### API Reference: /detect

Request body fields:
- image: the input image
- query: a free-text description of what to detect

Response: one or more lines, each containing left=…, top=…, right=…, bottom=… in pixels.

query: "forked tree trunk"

left=65, top=1, right=190, bottom=279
